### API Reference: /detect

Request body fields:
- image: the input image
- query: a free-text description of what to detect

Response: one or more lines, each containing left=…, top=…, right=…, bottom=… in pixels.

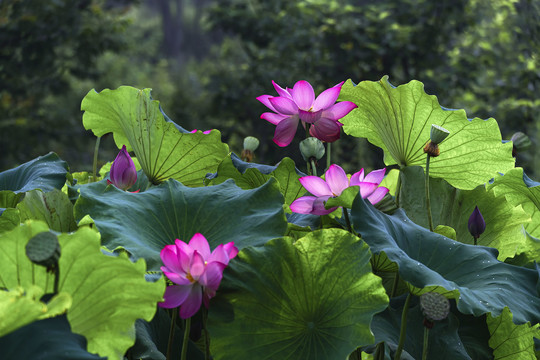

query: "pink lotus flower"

left=257, top=80, right=357, bottom=147
left=107, top=145, right=138, bottom=191
left=159, top=233, right=238, bottom=319
left=290, top=164, right=389, bottom=215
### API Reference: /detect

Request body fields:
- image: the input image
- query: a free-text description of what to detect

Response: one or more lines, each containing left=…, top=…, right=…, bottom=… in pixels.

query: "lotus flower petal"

left=292, top=80, right=315, bottom=110
left=299, top=176, right=332, bottom=197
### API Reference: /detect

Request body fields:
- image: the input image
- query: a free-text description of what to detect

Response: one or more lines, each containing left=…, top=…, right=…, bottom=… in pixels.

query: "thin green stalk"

left=326, top=142, right=331, bottom=170
left=394, top=293, right=412, bottom=360
left=53, top=265, right=60, bottom=296
left=390, top=272, right=400, bottom=298
left=422, top=326, right=430, bottom=360
left=306, top=160, right=312, bottom=176
left=425, top=155, right=434, bottom=232
left=181, top=317, right=191, bottom=360
left=395, top=169, right=402, bottom=208
left=92, top=136, right=101, bottom=182
left=343, top=208, right=354, bottom=234
left=166, top=309, right=178, bottom=360
left=310, top=159, right=317, bottom=177
left=202, top=307, right=211, bottom=360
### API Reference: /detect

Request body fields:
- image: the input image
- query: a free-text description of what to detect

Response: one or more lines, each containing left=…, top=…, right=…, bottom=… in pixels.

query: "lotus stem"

left=391, top=272, right=400, bottom=298
left=422, top=326, right=430, bottom=360
left=306, top=160, right=312, bottom=176
left=310, top=159, right=317, bottom=177
left=202, top=307, right=211, bottom=360
left=92, top=136, right=101, bottom=182
left=166, top=309, right=178, bottom=360
left=53, top=265, right=60, bottom=296
left=425, top=155, right=434, bottom=232
left=326, top=142, right=331, bottom=171
left=395, top=169, right=402, bottom=208
left=181, top=317, right=191, bottom=360
left=343, top=208, right=354, bottom=234
left=394, top=293, right=412, bottom=360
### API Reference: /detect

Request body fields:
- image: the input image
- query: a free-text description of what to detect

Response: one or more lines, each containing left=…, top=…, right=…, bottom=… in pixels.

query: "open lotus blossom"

left=159, top=233, right=238, bottom=319
left=257, top=80, right=357, bottom=147
left=107, top=145, right=138, bottom=191
left=290, top=164, right=389, bottom=215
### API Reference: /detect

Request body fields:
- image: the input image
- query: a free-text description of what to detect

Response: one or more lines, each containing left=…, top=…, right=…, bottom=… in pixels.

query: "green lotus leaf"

left=0, top=221, right=165, bottom=359
left=0, top=285, right=71, bottom=338
left=81, top=86, right=229, bottom=185
left=209, top=156, right=304, bottom=210
left=506, top=231, right=540, bottom=268
left=0, top=153, right=69, bottom=193
left=487, top=168, right=540, bottom=238
left=73, top=178, right=288, bottom=271
left=339, top=77, right=515, bottom=190
left=0, top=315, right=106, bottom=360
left=350, top=196, right=540, bottom=324
left=208, top=229, right=389, bottom=360
left=399, top=166, right=531, bottom=261
left=17, top=189, right=77, bottom=232
left=0, top=208, right=20, bottom=234
left=487, top=307, right=540, bottom=360
left=0, top=190, right=23, bottom=208
left=325, top=185, right=360, bottom=209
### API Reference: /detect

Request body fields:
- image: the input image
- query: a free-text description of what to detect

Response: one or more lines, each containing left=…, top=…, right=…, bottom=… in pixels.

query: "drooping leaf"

left=487, top=307, right=540, bottom=360
left=73, top=178, right=288, bottom=271
left=208, top=229, right=389, bottom=360
left=339, top=77, right=515, bottom=190
left=0, top=285, right=71, bottom=338
left=487, top=168, right=540, bottom=239
left=0, top=152, right=69, bottom=193
left=81, top=86, right=229, bottom=185
left=399, top=166, right=531, bottom=261
left=350, top=196, right=540, bottom=325
left=0, top=221, right=165, bottom=359
left=17, top=189, right=77, bottom=232
left=0, top=315, right=106, bottom=360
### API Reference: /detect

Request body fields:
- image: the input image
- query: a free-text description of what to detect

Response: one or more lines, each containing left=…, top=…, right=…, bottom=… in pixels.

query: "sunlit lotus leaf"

left=73, top=178, right=288, bottom=271
left=0, top=153, right=69, bottom=193
left=208, top=229, right=389, bottom=360
left=81, top=86, right=229, bottom=185
left=17, top=189, right=77, bottom=232
left=399, top=166, right=531, bottom=261
left=487, top=307, right=540, bottom=360
left=351, top=196, right=540, bottom=324
left=0, top=221, right=165, bottom=359
left=339, top=76, right=514, bottom=190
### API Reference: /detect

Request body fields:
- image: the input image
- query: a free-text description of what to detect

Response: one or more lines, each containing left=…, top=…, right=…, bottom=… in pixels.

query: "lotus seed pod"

left=243, top=136, right=260, bottom=152
left=510, top=132, right=531, bottom=152
left=26, top=231, right=61, bottom=269
left=420, top=292, right=450, bottom=321
left=299, top=137, right=325, bottom=162
left=429, top=124, right=450, bottom=145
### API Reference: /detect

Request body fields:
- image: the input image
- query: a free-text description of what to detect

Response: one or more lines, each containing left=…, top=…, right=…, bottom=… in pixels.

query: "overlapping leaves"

left=339, top=76, right=514, bottom=189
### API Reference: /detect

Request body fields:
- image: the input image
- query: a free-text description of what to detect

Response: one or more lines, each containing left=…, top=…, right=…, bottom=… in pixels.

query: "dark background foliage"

left=1, top=0, right=538, bottom=178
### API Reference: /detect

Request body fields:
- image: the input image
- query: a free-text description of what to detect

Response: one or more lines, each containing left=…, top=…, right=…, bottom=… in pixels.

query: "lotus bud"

left=241, top=136, right=260, bottom=162
left=424, top=124, right=450, bottom=157
left=468, top=206, right=486, bottom=244
left=420, top=292, right=450, bottom=328
left=299, top=137, right=325, bottom=162
left=510, top=132, right=531, bottom=157
left=107, top=145, right=137, bottom=191
left=26, top=231, right=61, bottom=270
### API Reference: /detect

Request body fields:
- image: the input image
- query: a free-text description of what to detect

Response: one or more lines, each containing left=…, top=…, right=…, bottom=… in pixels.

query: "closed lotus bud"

left=241, top=136, right=260, bottom=162
left=26, top=231, right=61, bottom=270
left=420, top=292, right=450, bottom=324
left=468, top=206, right=486, bottom=240
left=107, top=145, right=137, bottom=191
left=299, top=137, right=325, bottom=162
left=510, top=132, right=531, bottom=157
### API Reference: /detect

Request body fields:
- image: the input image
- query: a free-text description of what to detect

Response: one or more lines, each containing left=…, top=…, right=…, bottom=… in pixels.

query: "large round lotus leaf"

left=81, top=86, right=229, bottom=185
left=0, top=221, right=165, bottom=360
left=350, top=196, right=540, bottom=325
left=339, top=77, right=514, bottom=190
left=17, top=189, right=77, bottom=232
left=399, top=166, right=531, bottom=261
left=0, top=152, right=69, bottom=193
left=73, top=178, right=288, bottom=271
left=208, top=229, right=389, bottom=360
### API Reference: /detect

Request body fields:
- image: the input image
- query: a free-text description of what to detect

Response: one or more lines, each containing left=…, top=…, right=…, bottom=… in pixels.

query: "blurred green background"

left=1, top=0, right=538, bottom=178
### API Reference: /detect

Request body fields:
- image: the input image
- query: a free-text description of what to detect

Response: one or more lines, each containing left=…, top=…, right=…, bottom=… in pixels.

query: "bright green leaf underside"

left=208, top=229, right=388, bottom=360
left=339, top=76, right=515, bottom=190
left=81, top=86, right=229, bottom=186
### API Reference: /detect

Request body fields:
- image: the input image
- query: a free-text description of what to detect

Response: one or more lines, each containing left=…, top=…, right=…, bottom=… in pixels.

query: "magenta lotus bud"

left=107, top=145, right=137, bottom=191
left=468, top=206, right=486, bottom=239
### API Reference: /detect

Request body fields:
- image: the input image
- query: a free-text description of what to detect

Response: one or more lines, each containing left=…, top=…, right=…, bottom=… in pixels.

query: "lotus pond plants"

left=1, top=75, right=540, bottom=360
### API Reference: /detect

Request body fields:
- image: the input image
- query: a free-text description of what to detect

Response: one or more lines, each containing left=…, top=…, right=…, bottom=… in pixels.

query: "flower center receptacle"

left=186, top=272, right=195, bottom=283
